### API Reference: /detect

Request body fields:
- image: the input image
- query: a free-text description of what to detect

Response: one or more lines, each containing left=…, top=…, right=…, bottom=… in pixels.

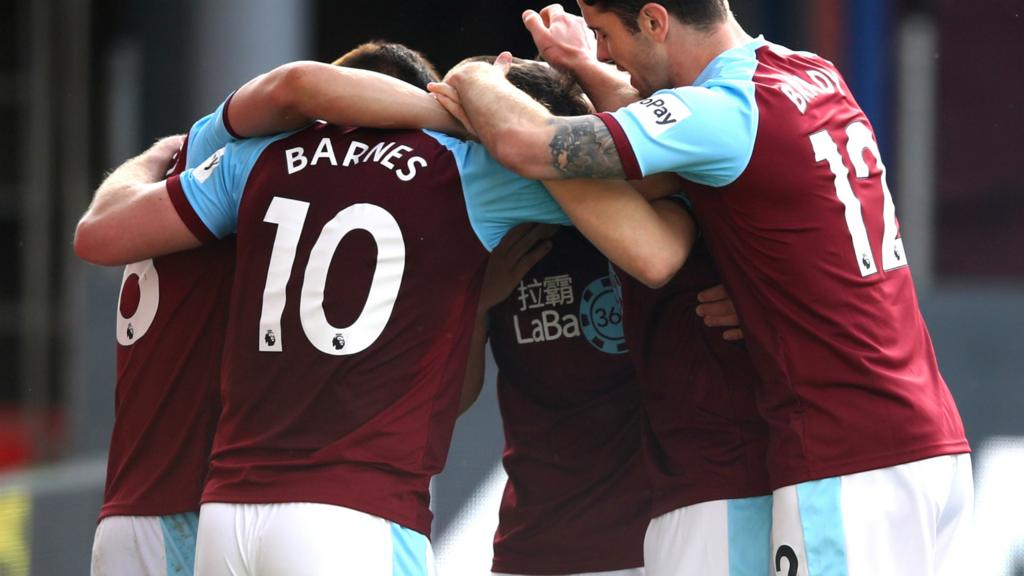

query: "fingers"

left=696, top=298, right=736, bottom=319
left=697, top=283, right=729, bottom=303
left=428, top=83, right=476, bottom=136
left=539, top=3, right=566, bottom=25
left=512, top=238, right=553, bottom=278
left=722, top=328, right=745, bottom=342
left=702, top=313, right=740, bottom=328
left=507, top=223, right=558, bottom=262
left=493, top=223, right=536, bottom=257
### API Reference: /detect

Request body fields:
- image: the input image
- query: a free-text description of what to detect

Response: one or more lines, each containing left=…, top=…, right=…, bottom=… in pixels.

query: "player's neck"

left=669, top=16, right=754, bottom=86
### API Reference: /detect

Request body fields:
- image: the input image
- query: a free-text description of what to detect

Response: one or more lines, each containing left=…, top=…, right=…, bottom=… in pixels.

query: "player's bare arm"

left=523, top=4, right=640, bottom=112
left=436, top=54, right=627, bottom=181
left=543, top=179, right=694, bottom=287
left=75, top=136, right=201, bottom=266
left=227, top=61, right=466, bottom=138
left=460, top=224, right=556, bottom=415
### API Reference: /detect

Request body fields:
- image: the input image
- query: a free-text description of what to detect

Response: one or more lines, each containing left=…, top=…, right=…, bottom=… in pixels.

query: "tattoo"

left=548, top=117, right=626, bottom=179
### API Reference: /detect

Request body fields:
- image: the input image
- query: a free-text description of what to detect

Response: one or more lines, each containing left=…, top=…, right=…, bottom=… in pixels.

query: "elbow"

left=633, top=250, right=685, bottom=289
left=74, top=217, right=120, bottom=266
left=73, top=217, right=101, bottom=264
left=264, top=62, right=313, bottom=117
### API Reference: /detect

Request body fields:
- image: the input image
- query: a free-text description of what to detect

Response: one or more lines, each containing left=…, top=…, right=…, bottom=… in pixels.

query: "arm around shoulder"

left=75, top=136, right=202, bottom=266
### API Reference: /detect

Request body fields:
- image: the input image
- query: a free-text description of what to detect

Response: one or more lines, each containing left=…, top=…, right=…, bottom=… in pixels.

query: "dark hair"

left=455, top=56, right=591, bottom=117
left=333, top=41, right=440, bottom=90
left=581, top=0, right=727, bottom=32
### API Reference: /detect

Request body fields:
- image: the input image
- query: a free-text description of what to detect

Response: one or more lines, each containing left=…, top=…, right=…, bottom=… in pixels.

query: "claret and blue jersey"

left=598, top=37, right=968, bottom=489
left=101, top=100, right=239, bottom=521
left=164, top=107, right=571, bottom=536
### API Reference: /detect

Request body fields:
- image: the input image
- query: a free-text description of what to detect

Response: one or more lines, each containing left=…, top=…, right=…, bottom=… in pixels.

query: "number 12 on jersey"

left=810, top=120, right=907, bottom=277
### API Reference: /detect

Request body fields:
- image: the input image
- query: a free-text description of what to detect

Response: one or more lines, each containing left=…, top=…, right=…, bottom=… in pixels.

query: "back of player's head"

left=455, top=55, right=592, bottom=117
left=581, top=0, right=728, bottom=32
left=333, top=41, right=440, bottom=90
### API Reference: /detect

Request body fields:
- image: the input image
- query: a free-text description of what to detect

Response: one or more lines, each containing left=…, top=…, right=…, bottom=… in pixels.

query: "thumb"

left=494, top=52, right=514, bottom=76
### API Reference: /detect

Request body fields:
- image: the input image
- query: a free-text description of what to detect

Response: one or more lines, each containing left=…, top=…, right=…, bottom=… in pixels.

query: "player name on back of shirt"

left=284, top=134, right=428, bottom=182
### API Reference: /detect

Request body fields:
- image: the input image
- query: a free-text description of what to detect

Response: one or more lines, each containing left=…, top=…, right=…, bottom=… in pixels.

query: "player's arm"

left=75, top=136, right=201, bottom=266
left=226, top=61, right=466, bottom=138
left=435, top=54, right=756, bottom=187
left=522, top=5, right=640, bottom=112
left=433, top=54, right=625, bottom=181
left=543, top=179, right=695, bottom=288
left=461, top=224, right=556, bottom=415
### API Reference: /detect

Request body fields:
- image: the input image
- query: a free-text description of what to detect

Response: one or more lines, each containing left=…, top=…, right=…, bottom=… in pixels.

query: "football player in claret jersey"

left=437, top=2, right=973, bottom=574
left=610, top=232, right=771, bottom=576
left=79, top=43, right=440, bottom=576
left=481, top=225, right=651, bottom=576
left=456, top=59, right=650, bottom=576
left=78, top=105, right=240, bottom=576
left=76, top=56, right=683, bottom=575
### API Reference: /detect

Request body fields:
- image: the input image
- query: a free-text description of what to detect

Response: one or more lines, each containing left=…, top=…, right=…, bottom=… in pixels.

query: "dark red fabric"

left=101, top=135, right=234, bottom=520
left=201, top=125, right=488, bottom=536
left=682, top=45, right=969, bottom=489
left=616, top=241, right=771, bottom=517
left=488, top=229, right=648, bottom=574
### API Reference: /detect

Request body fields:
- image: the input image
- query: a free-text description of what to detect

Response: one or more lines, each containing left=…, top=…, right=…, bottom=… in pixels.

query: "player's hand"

left=427, top=81, right=477, bottom=139
left=149, top=134, right=187, bottom=163
left=696, top=284, right=744, bottom=341
left=523, top=5, right=598, bottom=72
left=479, top=223, right=559, bottom=311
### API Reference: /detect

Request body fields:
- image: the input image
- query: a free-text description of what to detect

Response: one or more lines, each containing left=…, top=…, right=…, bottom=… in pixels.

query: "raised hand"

left=523, top=5, right=598, bottom=72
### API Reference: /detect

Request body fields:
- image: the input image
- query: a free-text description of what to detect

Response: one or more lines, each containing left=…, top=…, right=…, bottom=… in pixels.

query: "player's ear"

left=638, top=3, right=669, bottom=42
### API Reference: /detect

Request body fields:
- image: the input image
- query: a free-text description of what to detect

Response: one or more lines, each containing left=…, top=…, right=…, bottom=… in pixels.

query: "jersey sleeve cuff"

left=596, top=112, right=643, bottom=180
left=222, top=91, right=242, bottom=139
left=167, top=174, right=217, bottom=243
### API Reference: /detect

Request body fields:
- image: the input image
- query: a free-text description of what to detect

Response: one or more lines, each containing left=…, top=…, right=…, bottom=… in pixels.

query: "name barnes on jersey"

left=284, top=133, right=428, bottom=182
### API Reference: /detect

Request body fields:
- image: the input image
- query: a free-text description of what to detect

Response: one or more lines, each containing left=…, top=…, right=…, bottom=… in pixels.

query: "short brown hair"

left=581, top=0, right=728, bottom=32
left=333, top=41, right=440, bottom=90
left=455, top=56, right=591, bottom=117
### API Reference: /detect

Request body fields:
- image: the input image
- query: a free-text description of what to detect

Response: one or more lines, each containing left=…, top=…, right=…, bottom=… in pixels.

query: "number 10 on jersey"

left=258, top=196, right=406, bottom=356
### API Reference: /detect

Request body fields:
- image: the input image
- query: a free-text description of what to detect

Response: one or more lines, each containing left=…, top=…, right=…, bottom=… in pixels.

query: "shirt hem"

left=770, top=441, right=971, bottom=490
left=200, top=489, right=430, bottom=537
left=490, top=556, right=644, bottom=575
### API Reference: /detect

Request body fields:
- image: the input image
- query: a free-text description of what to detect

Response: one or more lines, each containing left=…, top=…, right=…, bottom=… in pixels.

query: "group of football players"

left=76, top=2, right=972, bottom=575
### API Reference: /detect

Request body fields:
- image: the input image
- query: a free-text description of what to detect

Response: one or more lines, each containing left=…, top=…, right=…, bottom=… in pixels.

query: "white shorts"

left=91, top=512, right=200, bottom=576
left=195, top=502, right=435, bottom=576
left=643, top=496, right=773, bottom=576
left=491, top=565, right=643, bottom=569
left=771, top=453, right=973, bottom=576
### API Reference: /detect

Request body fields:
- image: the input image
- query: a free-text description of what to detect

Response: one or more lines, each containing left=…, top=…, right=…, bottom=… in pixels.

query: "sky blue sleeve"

left=606, top=74, right=759, bottom=188
left=185, top=96, right=239, bottom=168
left=423, top=130, right=571, bottom=251
left=176, top=133, right=291, bottom=238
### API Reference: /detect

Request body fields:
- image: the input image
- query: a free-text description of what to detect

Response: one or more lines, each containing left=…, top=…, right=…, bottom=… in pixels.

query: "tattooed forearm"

left=548, top=117, right=626, bottom=179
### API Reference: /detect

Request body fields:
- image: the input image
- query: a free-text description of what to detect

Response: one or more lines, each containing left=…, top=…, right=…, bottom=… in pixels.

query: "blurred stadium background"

left=0, top=0, right=1022, bottom=573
